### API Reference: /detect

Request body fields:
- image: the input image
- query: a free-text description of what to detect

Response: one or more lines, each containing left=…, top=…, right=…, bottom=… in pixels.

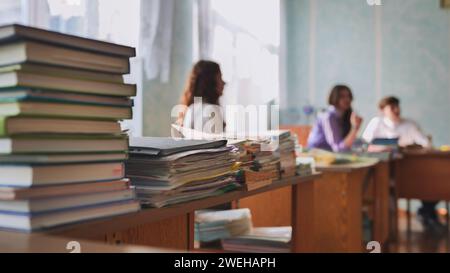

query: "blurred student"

left=362, top=97, right=442, bottom=231
left=307, top=85, right=363, bottom=152
left=362, top=96, right=431, bottom=149
left=177, top=60, right=226, bottom=135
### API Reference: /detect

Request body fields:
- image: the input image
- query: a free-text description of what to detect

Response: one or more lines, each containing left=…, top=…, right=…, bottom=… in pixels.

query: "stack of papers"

left=195, top=209, right=252, bottom=243
left=126, top=137, right=241, bottom=208
left=278, top=133, right=297, bottom=178
left=222, top=226, right=292, bottom=253
left=238, top=131, right=296, bottom=190
left=305, top=149, right=380, bottom=169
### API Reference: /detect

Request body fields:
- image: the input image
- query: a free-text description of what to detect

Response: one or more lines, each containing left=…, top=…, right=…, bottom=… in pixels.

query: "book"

left=0, top=41, right=130, bottom=74
left=129, top=137, right=228, bottom=156
left=244, top=170, right=277, bottom=190
left=222, top=226, right=291, bottom=253
left=0, top=71, right=136, bottom=97
left=0, top=117, right=122, bottom=136
left=0, top=189, right=134, bottom=214
left=0, top=64, right=124, bottom=84
left=0, top=162, right=124, bottom=187
left=0, top=200, right=139, bottom=231
left=0, top=24, right=136, bottom=58
left=195, top=209, right=252, bottom=242
left=0, top=101, right=132, bottom=120
left=0, top=179, right=130, bottom=200
left=0, top=152, right=127, bottom=164
left=0, top=136, right=128, bottom=154
left=371, top=138, right=399, bottom=146
left=0, top=88, right=132, bottom=107
left=245, top=179, right=273, bottom=191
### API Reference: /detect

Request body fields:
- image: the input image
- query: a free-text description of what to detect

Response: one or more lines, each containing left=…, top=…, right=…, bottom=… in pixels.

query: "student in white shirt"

left=177, top=60, right=226, bottom=135
left=362, top=97, right=431, bottom=148
left=363, top=97, right=443, bottom=232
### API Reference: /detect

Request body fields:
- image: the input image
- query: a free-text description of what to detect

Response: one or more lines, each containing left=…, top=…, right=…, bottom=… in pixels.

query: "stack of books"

left=238, top=131, right=296, bottom=191
left=221, top=226, right=292, bottom=253
left=277, top=131, right=297, bottom=178
left=126, top=137, right=241, bottom=208
left=295, top=156, right=315, bottom=176
left=195, top=209, right=252, bottom=243
left=0, top=24, right=140, bottom=232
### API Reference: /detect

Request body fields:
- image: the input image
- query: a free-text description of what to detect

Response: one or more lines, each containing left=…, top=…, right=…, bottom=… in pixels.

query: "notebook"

left=0, top=162, right=124, bottom=187
left=0, top=117, right=122, bottom=136
left=129, top=137, right=228, bottom=156
left=0, top=41, right=130, bottom=74
left=0, top=71, right=136, bottom=97
left=0, top=24, right=136, bottom=57
left=0, top=179, right=130, bottom=200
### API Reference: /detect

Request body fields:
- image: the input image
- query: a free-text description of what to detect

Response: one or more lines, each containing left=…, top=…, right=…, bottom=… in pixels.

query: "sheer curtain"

left=194, top=0, right=281, bottom=108
left=0, top=0, right=50, bottom=27
left=139, top=0, right=175, bottom=83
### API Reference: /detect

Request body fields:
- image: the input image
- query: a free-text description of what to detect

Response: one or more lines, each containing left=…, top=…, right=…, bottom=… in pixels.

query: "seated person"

left=307, top=85, right=363, bottom=152
left=176, top=60, right=226, bottom=137
left=362, top=96, right=431, bottom=150
left=362, top=96, right=442, bottom=232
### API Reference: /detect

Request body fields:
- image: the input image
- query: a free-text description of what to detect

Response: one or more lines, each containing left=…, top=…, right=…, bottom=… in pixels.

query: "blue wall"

left=283, top=0, right=450, bottom=146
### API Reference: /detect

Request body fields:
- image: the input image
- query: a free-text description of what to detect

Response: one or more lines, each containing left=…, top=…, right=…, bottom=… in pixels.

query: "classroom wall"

left=142, top=0, right=194, bottom=137
left=283, top=0, right=450, bottom=146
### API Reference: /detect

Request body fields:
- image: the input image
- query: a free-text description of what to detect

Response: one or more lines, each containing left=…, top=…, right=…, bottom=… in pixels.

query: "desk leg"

left=373, top=162, right=390, bottom=248
left=291, top=181, right=315, bottom=253
left=187, top=212, right=195, bottom=251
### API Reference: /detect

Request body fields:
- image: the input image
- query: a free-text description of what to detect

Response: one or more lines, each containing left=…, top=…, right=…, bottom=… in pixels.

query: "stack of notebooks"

left=238, top=131, right=295, bottom=191
left=126, top=137, right=241, bottom=208
left=0, top=24, right=140, bottom=232
left=194, top=208, right=291, bottom=253
left=277, top=131, right=297, bottom=179
left=221, top=226, right=292, bottom=253
left=195, top=209, right=252, bottom=243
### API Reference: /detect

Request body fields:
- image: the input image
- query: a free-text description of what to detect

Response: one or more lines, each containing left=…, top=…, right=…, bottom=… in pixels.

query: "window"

left=0, top=0, right=22, bottom=25
left=0, top=0, right=143, bottom=136
left=209, top=0, right=280, bottom=107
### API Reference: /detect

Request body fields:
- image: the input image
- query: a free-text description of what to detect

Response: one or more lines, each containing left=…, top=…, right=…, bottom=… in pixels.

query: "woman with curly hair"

left=178, top=60, right=226, bottom=135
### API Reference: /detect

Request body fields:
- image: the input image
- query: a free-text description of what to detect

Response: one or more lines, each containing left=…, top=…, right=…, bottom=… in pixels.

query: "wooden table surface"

left=0, top=230, right=179, bottom=253
left=0, top=174, right=321, bottom=253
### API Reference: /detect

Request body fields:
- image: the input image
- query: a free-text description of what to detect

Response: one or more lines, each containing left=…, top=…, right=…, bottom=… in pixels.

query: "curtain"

left=22, top=0, right=50, bottom=28
left=140, top=0, right=175, bottom=82
left=197, top=0, right=213, bottom=59
left=85, top=0, right=99, bottom=39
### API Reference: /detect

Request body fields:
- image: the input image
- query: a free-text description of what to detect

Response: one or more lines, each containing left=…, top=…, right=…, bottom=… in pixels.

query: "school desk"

left=0, top=230, right=178, bottom=253
left=395, top=150, right=450, bottom=231
left=8, top=174, right=320, bottom=253
left=239, top=159, right=384, bottom=253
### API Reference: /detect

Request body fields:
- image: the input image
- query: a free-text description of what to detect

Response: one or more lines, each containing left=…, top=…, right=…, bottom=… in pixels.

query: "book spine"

left=0, top=117, right=6, bottom=136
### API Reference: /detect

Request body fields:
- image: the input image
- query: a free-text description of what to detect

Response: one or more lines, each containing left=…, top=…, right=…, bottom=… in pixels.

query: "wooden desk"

left=239, top=161, right=380, bottom=253
left=396, top=151, right=450, bottom=200
left=366, top=161, right=390, bottom=246
left=0, top=231, right=178, bottom=253
left=395, top=150, right=450, bottom=232
left=5, top=174, right=320, bottom=253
